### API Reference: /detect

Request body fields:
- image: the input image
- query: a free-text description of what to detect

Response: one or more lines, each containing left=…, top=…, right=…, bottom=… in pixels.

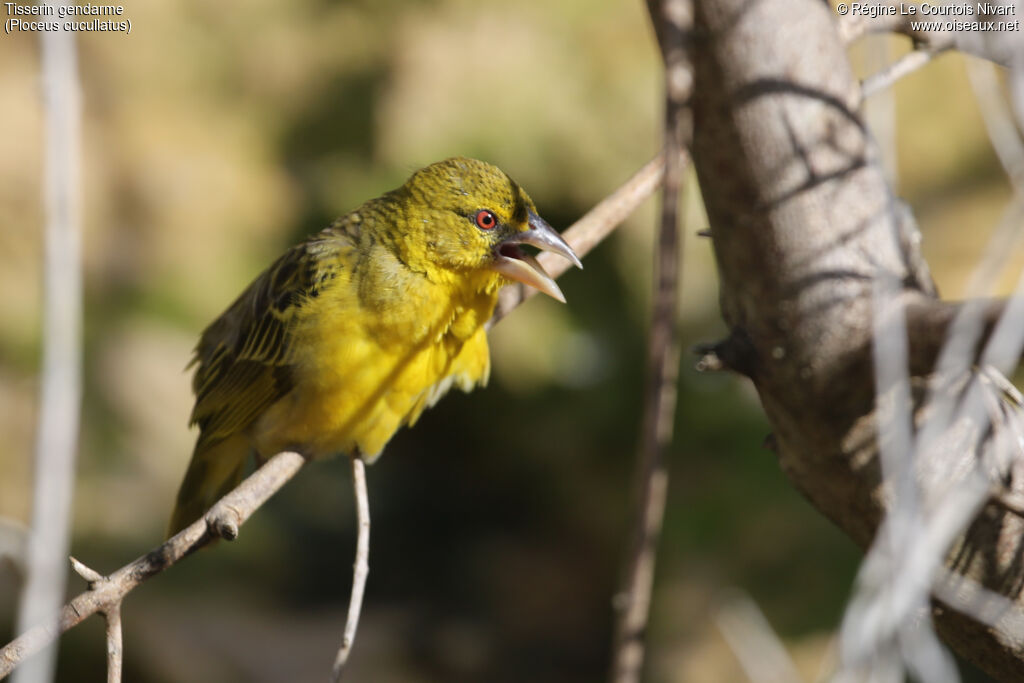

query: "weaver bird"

left=168, top=157, right=581, bottom=535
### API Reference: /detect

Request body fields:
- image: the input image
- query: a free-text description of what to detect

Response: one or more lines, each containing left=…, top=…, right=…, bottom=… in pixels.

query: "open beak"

left=490, top=212, right=583, bottom=303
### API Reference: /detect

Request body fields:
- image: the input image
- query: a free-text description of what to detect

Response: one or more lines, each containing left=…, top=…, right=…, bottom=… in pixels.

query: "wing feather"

left=189, top=223, right=354, bottom=447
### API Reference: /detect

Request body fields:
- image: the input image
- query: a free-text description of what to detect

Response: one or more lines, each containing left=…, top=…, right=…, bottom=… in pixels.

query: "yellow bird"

left=168, top=157, right=581, bottom=535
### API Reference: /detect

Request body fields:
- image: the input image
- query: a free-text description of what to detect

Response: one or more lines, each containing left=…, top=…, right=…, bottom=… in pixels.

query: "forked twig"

left=67, top=557, right=123, bottom=683
left=0, top=451, right=307, bottom=680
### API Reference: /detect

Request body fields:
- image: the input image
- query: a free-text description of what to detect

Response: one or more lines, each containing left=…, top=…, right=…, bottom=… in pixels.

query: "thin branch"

left=967, top=57, right=1024, bottom=192
left=0, top=150, right=662, bottom=680
left=1013, top=54, right=1024, bottom=136
left=838, top=10, right=907, bottom=44
left=839, top=5, right=1021, bottom=68
left=837, top=176, right=1024, bottom=679
left=714, top=590, right=803, bottom=683
left=904, top=297, right=1005, bottom=376
left=933, top=568, right=1024, bottom=640
left=67, top=557, right=102, bottom=584
left=861, top=47, right=949, bottom=99
left=103, top=604, right=122, bottom=683
left=331, top=456, right=370, bottom=682
left=834, top=278, right=963, bottom=682
left=16, top=10, right=83, bottom=683
left=837, top=224, right=1024, bottom=678
left=901, top=184, right=1024, bottom=374
left=608, top=153, right=683, bottom=683
left=862, top=35, right=899, bottom=186
left=907, top=74, right=1024, bottom=474
left=991, top=486, right=1024, bottom=517
left=68, top=558, right=122, bottom=683
left=0, top=451, right=306, bottom=679
left=609, top=1, right=690, bottom=681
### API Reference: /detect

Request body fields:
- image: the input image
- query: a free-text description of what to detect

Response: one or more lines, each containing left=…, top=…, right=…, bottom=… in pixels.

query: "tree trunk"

left=690, top=0, right=1024, bottom=679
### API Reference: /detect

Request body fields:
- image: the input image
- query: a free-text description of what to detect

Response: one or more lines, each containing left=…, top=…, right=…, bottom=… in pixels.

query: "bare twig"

left=992, top=486, right=1024, bottom=517
left=694, top=348, right=725, bottom=372
left=861, top=48, right=949, bottom=99
left=0, top=451, right=306, bottom=679
left=836, top=54, right=1024, bottom=673
left=904, top=297, right=1004, bottom=375
left=835, top=280, right=963, bottom=682
left=933, top=568, right=1024, bottom=642
left=103, top=604, right=122, bottom=683
left=839, top=5, right=1022, bottom=68
left=68, top=556, right=102, bottom=584
left=903, top=196, right=1024, bottom=378
left=714, top=590, right=803, bottom=683
left=838, top=195, right=1024, bottom=679
left=966, top=58, right=1024, bottom=192
left=838, top=10, right=907, bottom=44
left=68, top=558, right=122, bottom=683
left=15, top=11, right=83, bottom=683
left=1013, top=56, right=1024, bottom=135
left=862, top=35, right=899, bottom=186
left=331, top=456, right=370, bottom=682
left=609, top=2, right=690, bottom=682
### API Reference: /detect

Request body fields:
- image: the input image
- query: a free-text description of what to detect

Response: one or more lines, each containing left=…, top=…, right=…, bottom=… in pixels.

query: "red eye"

left=475, top=209, right=497, bottom=230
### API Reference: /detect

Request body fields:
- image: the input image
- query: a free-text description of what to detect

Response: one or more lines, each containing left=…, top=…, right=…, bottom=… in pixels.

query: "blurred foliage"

left=0, top=1, right=1016, bottom=681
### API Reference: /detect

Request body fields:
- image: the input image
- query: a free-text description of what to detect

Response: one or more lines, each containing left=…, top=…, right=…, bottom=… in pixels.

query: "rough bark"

left=690, top=0, right=1024, bottom=679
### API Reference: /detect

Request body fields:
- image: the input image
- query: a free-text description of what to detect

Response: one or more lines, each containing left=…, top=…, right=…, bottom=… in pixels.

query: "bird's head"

left=392, top=157, right=582, bottom=302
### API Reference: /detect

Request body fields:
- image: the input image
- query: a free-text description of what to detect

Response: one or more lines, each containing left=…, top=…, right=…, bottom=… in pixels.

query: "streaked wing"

left=189, top=224, right=353, bottom=446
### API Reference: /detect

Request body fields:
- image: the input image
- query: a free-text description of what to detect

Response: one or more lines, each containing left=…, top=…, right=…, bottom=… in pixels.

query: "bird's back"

left=190, top=206, right=496, bottom=460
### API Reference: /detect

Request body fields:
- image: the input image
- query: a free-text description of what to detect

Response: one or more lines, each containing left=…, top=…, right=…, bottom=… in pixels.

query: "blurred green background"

left=0, top=1, right=1018, bottom=681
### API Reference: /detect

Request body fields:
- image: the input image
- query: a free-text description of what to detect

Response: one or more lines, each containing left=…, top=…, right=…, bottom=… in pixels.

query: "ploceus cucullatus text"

left=168, top=157, right=581, bottom=535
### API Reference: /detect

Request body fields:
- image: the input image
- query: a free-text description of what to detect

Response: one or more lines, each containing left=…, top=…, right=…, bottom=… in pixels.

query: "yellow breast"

left=250, top=263, right=496, bottom=461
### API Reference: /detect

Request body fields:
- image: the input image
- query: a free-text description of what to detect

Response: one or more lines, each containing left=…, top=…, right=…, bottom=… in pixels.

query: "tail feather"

left=167, top=433, right=251, bottom=538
